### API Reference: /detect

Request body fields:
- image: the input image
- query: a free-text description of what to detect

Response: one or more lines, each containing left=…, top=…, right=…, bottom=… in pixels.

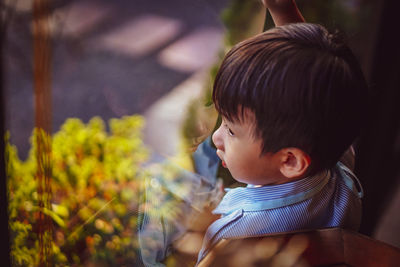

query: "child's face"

left=212, top=110, right=284, bottom=185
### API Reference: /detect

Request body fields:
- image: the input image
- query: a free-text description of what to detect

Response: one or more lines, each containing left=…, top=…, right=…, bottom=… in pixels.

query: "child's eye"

left=222, top=122, right=235, bottom=136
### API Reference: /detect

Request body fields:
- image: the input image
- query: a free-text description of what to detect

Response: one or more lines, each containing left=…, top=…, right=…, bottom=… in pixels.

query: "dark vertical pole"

left=0, top=15, right=12, bottom=267
left=356, top=0, right=400, bottom=235
left=33, top=0, right=53, bottom=265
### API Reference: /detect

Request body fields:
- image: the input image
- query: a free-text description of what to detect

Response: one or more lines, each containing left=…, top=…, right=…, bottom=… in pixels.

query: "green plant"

left=6, top=115, right=149, bottom=266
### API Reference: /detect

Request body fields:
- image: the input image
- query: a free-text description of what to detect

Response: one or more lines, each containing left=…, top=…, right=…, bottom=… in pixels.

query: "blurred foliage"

left=6, top=115, right=149, bottom=266
left=221, top=0, right=266, bottom=46
left=296, top=0, right=372, bottom=33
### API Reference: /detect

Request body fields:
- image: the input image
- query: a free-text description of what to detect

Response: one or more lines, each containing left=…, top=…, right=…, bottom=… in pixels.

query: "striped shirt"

left=197, top=162, right=363, bottom=262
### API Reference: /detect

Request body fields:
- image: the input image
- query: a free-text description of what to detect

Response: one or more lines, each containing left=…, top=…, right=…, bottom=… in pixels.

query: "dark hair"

left=213, top=23, right=368, bottom=175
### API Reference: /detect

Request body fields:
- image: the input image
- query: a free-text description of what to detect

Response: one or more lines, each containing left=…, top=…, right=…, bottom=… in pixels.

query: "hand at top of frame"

left=261, top=0, right=305, bottom=26
left=261, top=0, right=296, bottom=11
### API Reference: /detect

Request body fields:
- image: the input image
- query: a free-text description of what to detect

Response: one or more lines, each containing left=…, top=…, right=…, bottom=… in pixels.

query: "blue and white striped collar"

left=213, top=170, right=330, bottom=215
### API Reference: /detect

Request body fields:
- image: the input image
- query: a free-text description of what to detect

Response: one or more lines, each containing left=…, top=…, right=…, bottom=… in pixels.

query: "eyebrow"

left=224, top=118, right=247, bottom=137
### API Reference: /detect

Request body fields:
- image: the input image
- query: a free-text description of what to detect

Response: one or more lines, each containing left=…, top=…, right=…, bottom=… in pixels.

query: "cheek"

left=226, top=147, right=261, bottom=178
left=225, top=149, right=251, bottom=174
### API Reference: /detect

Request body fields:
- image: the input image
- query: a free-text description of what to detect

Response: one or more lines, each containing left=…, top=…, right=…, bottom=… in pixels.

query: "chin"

left=232, top=176, right=251, bottom=185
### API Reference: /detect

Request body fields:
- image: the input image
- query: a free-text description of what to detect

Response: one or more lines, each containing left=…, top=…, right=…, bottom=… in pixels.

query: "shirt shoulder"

left=198, top=163, right=363, bottom=261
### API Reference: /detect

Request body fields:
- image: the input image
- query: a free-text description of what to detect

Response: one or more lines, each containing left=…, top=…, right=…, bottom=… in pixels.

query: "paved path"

left=4, top=0, right=228, bottom=158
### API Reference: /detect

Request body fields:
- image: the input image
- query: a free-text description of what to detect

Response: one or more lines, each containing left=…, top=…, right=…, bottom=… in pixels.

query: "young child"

left=197, top=0, right=368, bottom=262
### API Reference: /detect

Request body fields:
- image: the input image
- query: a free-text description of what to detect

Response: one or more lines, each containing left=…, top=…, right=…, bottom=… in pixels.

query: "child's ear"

left=278, top=148, right=311, bottom=179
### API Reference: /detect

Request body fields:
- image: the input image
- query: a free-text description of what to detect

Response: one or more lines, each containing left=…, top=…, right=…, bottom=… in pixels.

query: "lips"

left=216, top=149, right=227, bottom=168
left=222, top=161, right=227, bottom=168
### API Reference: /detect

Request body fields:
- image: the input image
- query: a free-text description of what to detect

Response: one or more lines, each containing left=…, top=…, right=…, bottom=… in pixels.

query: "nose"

left=212, top=124, right=224, bottom=151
